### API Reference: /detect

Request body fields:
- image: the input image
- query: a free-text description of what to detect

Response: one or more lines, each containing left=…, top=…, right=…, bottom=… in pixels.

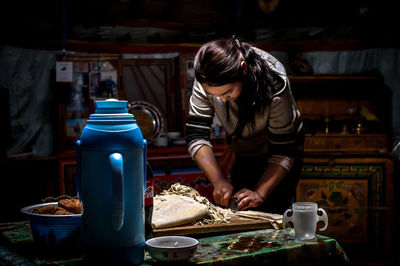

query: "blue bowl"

left=21, top=202, right=82, bottom=250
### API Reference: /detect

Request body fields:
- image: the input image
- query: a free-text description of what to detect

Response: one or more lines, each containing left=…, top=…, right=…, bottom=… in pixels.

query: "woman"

left=185, top=37, right=304, bottom=213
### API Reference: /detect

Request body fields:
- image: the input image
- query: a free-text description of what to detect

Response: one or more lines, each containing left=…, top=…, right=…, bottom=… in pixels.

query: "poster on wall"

left=64, top=61, right=118, bottom=138
left=65, top=72, right=89, bottom=138
left=57, top=55, right=120, bottom=152
left=56, top=61, right=73, bottom=82
left=89, top=61, right=118, bottom=100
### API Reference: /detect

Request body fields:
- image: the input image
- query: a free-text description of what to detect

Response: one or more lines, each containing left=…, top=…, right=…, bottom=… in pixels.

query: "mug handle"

left=282, top=209, right=293, bottom=229
left=317, top=208, right=328, bottom=231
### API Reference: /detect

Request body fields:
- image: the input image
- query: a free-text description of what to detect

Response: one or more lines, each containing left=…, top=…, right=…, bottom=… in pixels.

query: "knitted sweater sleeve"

left=185, top=80, right=215, bottom=158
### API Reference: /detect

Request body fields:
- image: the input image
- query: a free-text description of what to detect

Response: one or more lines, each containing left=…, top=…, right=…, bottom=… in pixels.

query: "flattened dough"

left=152, top=194, right=209, bottom=229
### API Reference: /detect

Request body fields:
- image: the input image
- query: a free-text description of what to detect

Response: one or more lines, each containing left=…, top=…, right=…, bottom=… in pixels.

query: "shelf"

left=304, top=133, right=388, bottom=153
left=290, top=74, right=391, bottom=154
left=288, top=74, right=383, bottom=83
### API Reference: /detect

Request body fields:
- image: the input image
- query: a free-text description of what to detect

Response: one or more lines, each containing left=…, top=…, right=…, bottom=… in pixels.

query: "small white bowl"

left=146, top=236, right=198, bottom=262
left=167, top=132, right=181, bottom=140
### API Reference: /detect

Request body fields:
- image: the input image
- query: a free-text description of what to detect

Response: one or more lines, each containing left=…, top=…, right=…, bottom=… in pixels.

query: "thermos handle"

left=75, top=140, right=81, bottom=198
left=109, top=152, right=124, bottom=231
left=143, top=139, right=147, bottom=190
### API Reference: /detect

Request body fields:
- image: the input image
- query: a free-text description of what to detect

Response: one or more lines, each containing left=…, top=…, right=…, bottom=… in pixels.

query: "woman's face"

left=202, top=81, right=243, bottom=102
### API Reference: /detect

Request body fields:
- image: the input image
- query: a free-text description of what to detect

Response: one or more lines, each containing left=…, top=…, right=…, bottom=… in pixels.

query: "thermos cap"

left=87, top=100, right=136, bottom=126
left=95, top=99, right=129, bottom=114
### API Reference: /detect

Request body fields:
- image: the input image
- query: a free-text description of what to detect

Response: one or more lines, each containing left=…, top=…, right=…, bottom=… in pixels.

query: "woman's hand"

left=234, top=189, right=265, bottom=210
left=193, top=145, right=234, bottom=207
left=213, top=179, right=234, bottom=207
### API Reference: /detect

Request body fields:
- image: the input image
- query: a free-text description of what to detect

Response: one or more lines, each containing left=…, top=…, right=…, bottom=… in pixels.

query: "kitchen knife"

left=228, top=197, right=239, bottom=213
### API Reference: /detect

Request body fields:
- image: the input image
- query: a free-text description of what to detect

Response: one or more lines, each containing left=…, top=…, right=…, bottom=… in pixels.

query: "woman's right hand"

left=193, top=145, right=234, bottom=207
left=212, top=179, right=234, bottom=207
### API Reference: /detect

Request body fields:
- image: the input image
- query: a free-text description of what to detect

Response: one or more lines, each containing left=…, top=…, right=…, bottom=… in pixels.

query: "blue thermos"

left=76, top=99, right=147, bottom=264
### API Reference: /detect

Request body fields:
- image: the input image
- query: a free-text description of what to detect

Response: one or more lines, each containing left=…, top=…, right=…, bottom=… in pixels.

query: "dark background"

left=1, top=1, right=399, bottom=265
left=1, top=0, right=399, bottom=49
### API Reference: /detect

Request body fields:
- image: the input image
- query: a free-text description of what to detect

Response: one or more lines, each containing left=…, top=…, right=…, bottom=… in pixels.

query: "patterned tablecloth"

left=0, top=221, right=349, bottom=265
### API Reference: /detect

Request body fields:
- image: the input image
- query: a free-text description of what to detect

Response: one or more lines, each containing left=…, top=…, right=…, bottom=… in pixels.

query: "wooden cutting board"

left=152, top=216, right=274, bottom=237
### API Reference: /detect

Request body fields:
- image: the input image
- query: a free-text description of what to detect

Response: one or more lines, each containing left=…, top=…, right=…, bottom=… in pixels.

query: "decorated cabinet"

left=297, top=154, right=393, bottom=256
left=291, top=74, right=393, bottom=257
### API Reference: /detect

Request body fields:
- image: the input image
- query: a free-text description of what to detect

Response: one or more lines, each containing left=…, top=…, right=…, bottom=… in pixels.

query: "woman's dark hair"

left=194, top=38, right=279, bottom=138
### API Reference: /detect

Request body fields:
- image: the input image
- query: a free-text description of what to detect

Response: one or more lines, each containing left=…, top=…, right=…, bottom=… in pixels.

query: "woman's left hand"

left=234, top=189, right=265, bottom=210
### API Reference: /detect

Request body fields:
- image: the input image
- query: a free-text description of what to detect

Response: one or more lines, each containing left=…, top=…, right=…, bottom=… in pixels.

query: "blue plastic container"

left=21, top=202, right=81, bottom=250
left=77, top=99, right=147, bottom=264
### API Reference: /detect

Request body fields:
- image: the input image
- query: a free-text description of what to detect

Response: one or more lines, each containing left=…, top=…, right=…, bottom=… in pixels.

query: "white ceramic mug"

left=282, top=202, right=328, bottom=241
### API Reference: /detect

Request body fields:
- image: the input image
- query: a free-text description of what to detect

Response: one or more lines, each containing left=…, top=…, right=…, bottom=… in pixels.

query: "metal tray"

left=128, top=101, right=165, bottom=143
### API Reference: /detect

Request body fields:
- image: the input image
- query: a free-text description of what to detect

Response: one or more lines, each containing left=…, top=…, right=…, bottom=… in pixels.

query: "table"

left=0, top=221, right=349, bottom=265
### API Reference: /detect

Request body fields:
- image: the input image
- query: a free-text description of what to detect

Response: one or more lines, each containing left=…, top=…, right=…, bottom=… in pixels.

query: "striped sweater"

left=185, top=48, right=303, bottom=171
